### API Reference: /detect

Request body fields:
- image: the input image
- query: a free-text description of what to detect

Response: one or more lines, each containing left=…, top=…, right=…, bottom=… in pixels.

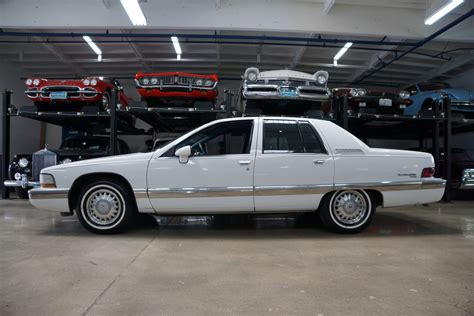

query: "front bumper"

left=28, top=188, right=69, bottom=213
left=137, top=87, right=218, bottom=101
left=4, top=178, right=39, bottom=189
left=460, top=168, right=474, bottom=190
left=243, top=85, right=331, bottom=101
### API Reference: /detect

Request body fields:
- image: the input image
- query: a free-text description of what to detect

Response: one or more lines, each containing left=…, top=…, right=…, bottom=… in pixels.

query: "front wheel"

left=76, top=180, right=136, bottom=234
left=319, top=190, right=375, bottom=234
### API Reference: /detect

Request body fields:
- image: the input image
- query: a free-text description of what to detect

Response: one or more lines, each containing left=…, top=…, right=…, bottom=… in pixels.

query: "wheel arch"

left=318, top=188, right=383, bottom=210
left=68, top=172, right=136, bottom=213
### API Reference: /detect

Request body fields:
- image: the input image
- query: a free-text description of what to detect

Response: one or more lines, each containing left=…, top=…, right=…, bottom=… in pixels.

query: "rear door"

left=254, top=119, right=334, bottom=212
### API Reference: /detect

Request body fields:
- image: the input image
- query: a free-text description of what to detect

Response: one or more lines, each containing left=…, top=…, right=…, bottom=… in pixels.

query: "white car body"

left=29, top=117, right=445, bottom=220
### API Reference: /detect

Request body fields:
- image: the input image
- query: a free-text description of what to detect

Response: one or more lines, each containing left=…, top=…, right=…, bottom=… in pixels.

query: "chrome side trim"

left=335, top=179, right=446, bottom=192
left=254, top=184, right=333, bottom=196
left=133, top=189, right=148, bottom=199
left=28, top=188, right=69, bottom=200
left=334, top=148, right=364, bottom=154
left=148, top=186, right=254, bottom=198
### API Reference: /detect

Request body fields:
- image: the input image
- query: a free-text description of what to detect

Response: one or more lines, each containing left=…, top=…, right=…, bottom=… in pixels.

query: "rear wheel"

left=319, top=189, right=375, bottom=234
left=76, top=180, right=135, bottom=234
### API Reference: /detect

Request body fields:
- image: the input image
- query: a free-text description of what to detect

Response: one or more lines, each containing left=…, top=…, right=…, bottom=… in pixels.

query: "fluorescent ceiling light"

left=425, top=0, right=463, bottom=25
left=333, top=42, right=352, bottom=66
left=83, top=36, right=103, bottom=61
left=177, top=54, right=181, bottom=61
left=171, top=36, right=182, bottom=55
left=120, top=0, right=147, bottom=26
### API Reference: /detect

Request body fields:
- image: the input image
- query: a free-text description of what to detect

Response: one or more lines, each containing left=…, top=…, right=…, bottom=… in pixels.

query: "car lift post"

left=1, top=90, right=12, bottom=199
left=340, top=96, right=349, bottom=130
left=432, top=101, right=441, bottom=180
left=443, top=96, right=452, bottom=202
left=109, top=89, right=118, bottom=156
left=224, top=89, right=233, bottom=118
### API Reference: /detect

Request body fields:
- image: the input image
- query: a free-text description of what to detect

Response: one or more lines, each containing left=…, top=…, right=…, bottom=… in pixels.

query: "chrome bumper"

left=4, top=177, right=40, bottom=189
left=460, top=168, right=474, bottom=190
left=29, top=188, right=69, bottom=213
left=243, top=85, right=331, bottom=101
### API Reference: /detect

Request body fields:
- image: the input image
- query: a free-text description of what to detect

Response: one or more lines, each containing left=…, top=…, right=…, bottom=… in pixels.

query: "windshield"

left=60, top=138, right=109, bottom=152
left=418, top=82, right=451, bottom=91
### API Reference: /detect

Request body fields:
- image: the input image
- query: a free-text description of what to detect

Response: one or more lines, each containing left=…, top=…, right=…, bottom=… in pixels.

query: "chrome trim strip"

left=133, top=189, right=148, bottom=199
left=148, top=186, right=254, bottom=198
left=334, top=148, right=364, bottom=154
left=335, top=179, right=446, bottom=192
left=28, top=188, right=69, bottom=200
left=254, top=184, right=333, bottom=196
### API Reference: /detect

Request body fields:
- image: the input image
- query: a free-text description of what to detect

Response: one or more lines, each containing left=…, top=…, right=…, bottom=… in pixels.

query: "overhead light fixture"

left=424, top=0, right=464, bottom=25
left=83, top=36, right=103, bottom=62
left=171, top=36, right=182, bottom=61
left=333, top=42, right=352, bottom=67
left=120, top=0, right=147, bottom=26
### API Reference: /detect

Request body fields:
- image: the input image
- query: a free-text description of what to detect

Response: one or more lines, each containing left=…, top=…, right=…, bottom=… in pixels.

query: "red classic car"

left=25, top=77, right=132, bottom=112
left=135, top=72, right=219, bottom=107
left=332, top=87, right=413, bottom=115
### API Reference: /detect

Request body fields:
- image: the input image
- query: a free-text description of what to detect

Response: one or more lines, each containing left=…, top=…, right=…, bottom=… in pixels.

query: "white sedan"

left=29, top=117, right=446, bottom=234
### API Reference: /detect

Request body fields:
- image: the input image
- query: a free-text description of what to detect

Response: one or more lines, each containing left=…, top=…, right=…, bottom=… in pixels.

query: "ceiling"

left=0, top=0, right=473, bottom=88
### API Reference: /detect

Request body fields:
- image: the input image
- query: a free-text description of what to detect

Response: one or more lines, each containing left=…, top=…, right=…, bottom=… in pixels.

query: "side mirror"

left=175, top=145, right=191, bottom=164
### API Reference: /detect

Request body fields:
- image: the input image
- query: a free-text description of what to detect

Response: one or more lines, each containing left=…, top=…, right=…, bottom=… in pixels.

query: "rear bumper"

left=29, top=188, right=69, bottom=213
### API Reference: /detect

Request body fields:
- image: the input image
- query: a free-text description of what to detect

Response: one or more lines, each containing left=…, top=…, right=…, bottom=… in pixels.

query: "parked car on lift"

left=7, top=136, right=130, bottom=199
left=135, top=72, right=219, bottom=108
left=26, top=117, right=445, bottom=234
left=331, top=87, right=412, bottom=115
left=404, top=82, right=474, bottom=117
left=241, top=68, right=331, bottom=116
left=25, top=77, right=132, bottom=112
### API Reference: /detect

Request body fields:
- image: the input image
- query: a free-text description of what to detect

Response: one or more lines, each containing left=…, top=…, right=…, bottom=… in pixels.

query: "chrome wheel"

left=330, top=190, right=371, bottom=228
left=80, top=184, right=126, bottom=230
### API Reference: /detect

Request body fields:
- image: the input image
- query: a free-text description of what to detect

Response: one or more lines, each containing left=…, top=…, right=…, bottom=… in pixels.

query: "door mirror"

left=175, top=145, right=191, bottom=164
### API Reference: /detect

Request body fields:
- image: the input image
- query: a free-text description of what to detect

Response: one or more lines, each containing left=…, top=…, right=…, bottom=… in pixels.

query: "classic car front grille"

left=41, top=86, right=81, bottom=97
left=256, top=79, right=317, bottom=87
left=247, top=86, right=278, bottom=92
left=157, top=76, right=197, bottom=85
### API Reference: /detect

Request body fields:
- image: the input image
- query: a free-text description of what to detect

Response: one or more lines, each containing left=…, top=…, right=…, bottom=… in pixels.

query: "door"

left=254, top=119, right=334, bottom=212
left=147, top=119, right=257, bottom=213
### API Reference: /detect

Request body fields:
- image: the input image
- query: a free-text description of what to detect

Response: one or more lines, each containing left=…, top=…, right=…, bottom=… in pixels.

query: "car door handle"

left=313, top=159, right=325, bottom=165
left=239, top=160, right=251, bottom=165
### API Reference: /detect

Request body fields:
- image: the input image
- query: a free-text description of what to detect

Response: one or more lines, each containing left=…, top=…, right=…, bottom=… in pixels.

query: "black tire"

left=319, top=189, right=375, bottom=234
left=15, top=187, right=29, bottom=199
left=75, top=179, right=136, bottom=234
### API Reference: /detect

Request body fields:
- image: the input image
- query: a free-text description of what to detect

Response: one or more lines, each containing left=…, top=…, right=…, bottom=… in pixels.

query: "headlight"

left=18, top=158, right=29, bottom=168
left=205, top=79, right=214, bottom=86
left=244, top=67, right=259, bottom=83
left=40, top=173, right=56, bottom=189
left=141, top=77, right=150, bottom=85
left=90, top=79, right=98, bottom=86
left=150, top=77, right=158, bottom=85
left=14, top=173, right=22, bottom=180
left=350, top=88, right=366, bottom=97
left=33, top=79, right=40, bottom=86
left=60, top=158, right=72, bottom=164
left=195, top=79, right=203, bottom=86
left=83, top=79, right=91, bottom=85
left=314, top=71, right=329, bottom=85
left=399, top=90, right=410, bottom=99
left=26, top=79, right=33, bottom=85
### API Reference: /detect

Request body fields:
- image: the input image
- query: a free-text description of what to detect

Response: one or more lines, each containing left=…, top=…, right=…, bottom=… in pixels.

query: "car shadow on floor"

left=40, top=210, right=465, bottom=239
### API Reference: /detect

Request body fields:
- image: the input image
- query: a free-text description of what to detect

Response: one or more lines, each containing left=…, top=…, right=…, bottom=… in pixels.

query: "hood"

left=42, top=152, right=153, bottom=172
left=259, top=70, right=315, bottom=81
left=440, top=88, right=473, bottom=100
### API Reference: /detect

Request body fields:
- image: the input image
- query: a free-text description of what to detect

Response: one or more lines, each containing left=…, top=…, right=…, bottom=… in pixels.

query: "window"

left=298, top=121, right=325, bottom=153
left=263, top=120, right=325, bottom=154
left=171, top=120, right=253, bottom=156
left=263, top=120, right=304, bottom=153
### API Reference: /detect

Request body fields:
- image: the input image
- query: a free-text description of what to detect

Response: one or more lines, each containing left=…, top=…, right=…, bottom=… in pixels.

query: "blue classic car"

left=404, top=82, right=474, bottom=117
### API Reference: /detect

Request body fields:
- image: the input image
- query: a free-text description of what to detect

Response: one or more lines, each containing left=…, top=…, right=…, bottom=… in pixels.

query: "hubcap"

left=86, top=188, right=122, bottom=226
left=331, top=190, right=367, bottom=226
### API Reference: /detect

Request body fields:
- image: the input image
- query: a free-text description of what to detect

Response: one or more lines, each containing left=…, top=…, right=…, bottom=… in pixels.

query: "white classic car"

left=242, top=68, right=331, bottom=101
left=29, top=117, right=445, bottom=234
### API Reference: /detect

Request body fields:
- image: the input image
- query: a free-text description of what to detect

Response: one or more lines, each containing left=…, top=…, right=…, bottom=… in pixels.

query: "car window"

left=172, top=120, right=253, bottom=156
left=298, top=121, right=326, bottom=153
left=263, top=120, right=304, bottom=153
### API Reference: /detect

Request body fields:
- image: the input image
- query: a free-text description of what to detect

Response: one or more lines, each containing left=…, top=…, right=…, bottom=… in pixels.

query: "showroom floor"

left=1, top=200, right=473, bottom=315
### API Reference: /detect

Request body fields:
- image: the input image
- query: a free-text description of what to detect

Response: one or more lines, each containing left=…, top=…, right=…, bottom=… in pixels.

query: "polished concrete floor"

left=1, top=200, right=473, bottom=315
